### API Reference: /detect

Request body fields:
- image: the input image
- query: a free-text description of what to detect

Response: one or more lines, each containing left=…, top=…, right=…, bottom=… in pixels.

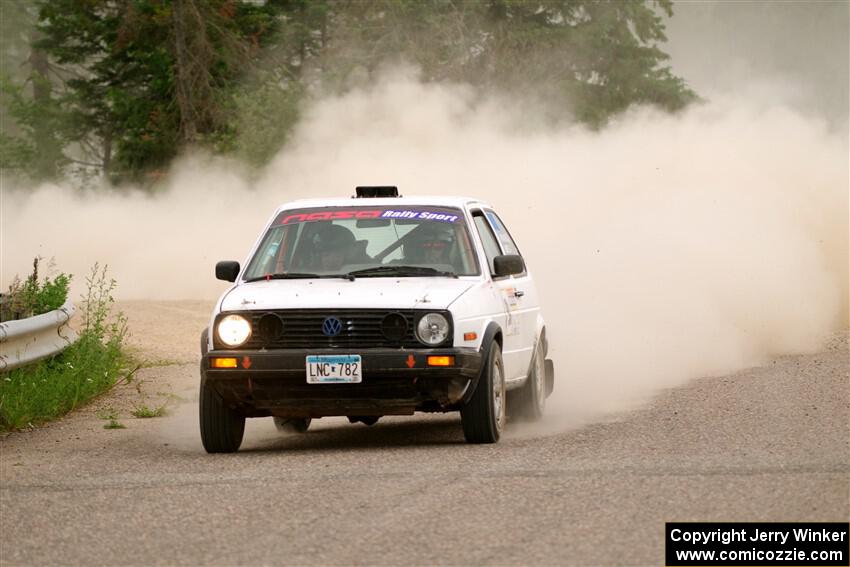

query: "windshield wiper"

left=347, top=265, right=458, bottom=278
left=244, top=272, right=355, bottom=282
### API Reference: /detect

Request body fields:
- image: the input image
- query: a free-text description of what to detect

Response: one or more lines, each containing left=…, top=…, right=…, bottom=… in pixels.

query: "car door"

left=470, top=209, right=538, bottom=381
left=484, top=209, right=540, bottom=380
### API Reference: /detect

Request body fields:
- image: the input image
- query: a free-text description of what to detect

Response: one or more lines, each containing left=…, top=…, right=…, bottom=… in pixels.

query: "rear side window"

left=472, top=212, right=503, bottom=275
left=484, top=210, right=521, bottom=256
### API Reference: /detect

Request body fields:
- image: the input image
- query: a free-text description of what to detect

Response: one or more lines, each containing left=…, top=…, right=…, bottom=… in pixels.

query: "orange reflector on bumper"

left=427, top=356, right=455, bottom=367
left=211, top=357, right=238, bottom=368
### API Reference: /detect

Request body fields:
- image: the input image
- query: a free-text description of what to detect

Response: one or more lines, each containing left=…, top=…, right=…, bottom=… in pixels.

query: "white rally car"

left=200, top=186, right=553, bottom=452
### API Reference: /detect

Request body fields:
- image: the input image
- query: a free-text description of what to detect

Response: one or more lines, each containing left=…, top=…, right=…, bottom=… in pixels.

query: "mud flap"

left=545, top=359, right=554, bottom=397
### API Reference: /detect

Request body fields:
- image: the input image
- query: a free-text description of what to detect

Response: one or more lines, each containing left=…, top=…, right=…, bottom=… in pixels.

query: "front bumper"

left=202, top=348, right=482, bottom=418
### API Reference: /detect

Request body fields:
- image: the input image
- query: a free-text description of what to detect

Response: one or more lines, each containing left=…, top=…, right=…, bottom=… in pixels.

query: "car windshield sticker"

left=278, top=210, right=382, bottom=225
left=276, top=207, right=461, bottom=225
left=380, top=210, right=459, bottom=223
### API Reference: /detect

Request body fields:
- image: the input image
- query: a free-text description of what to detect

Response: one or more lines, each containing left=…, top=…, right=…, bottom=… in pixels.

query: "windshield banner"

left=276, top=207, right=461, bottom=225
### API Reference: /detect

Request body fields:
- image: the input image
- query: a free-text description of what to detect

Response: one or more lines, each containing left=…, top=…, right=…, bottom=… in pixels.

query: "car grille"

left=217, top=309, right=451, bottom=350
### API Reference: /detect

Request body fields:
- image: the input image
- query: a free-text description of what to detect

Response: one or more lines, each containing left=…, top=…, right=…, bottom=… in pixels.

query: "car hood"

left=220, top=277, right=477, bottom=312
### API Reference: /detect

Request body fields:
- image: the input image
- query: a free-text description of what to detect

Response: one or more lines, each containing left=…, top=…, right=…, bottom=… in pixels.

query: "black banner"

left=666, top=523, right=849, bottom=566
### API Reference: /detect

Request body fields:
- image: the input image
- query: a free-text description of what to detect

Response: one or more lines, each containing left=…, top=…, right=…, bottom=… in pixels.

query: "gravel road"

left=1, top=301, right=847, bottom=565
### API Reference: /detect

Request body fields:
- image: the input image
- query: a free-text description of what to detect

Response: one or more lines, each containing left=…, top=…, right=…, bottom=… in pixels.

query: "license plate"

left=306, top=355, right=362, bottom=384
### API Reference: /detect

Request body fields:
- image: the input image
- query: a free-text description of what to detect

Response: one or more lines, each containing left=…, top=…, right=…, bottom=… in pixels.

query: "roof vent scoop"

left=355, top=186, right=400, bottom=198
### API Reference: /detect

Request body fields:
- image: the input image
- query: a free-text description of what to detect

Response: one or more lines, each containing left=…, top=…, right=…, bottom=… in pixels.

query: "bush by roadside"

left=0, top=257, right=71, bottom=322
left=0, top=263, right=129, bottom=431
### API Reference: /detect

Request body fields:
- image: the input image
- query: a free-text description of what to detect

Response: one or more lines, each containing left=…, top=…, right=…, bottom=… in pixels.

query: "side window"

left=484, top=210, right=521, bottom=256
left=244, top=225, right=290, bottom=278
left=472, top=212, right=503, bottom=275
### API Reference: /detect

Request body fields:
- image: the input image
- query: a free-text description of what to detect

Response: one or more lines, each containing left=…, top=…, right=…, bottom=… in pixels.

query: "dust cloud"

left=3, top=68, right=847, bottom=428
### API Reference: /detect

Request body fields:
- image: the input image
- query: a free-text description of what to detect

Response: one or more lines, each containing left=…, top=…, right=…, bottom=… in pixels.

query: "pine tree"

left=33, top=0, right=282, bottom=182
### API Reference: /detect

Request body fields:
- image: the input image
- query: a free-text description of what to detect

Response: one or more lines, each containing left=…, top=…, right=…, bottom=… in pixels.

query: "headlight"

left=217, top=314, right=252, bottom=347
left=416, top=313, right=449, bottom=346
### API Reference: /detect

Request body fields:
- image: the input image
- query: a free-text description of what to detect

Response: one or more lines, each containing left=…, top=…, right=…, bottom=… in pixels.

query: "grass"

left=0, top=264, right=128, bottom=431
left=131, top=404, right=168, bottom=418
left=97, top=408, right=126, bottom=429
left=97, top=406, right=120, bottom=421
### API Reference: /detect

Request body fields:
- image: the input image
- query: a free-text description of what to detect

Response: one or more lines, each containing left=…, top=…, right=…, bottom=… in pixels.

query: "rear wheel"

left=514, top=339, right=546, bottom=421
left=461, top=342, right=506, bottom=443
left=348, top=416, right=380, bottom=426
left=274, top=417, right=312, bottom=433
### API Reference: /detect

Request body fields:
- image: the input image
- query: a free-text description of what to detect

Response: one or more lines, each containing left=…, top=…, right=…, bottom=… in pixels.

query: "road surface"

left=1, top=301, right=847, bottom=565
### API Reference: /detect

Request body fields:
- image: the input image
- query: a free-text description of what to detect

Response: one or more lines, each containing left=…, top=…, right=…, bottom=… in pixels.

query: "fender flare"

left=461, top=321, right=503, bottom=405
left=523, top=325, right=554, bottom=397
left=535, top=314, right=548, bottom=356
left=524, top=326, right=547, bottom=377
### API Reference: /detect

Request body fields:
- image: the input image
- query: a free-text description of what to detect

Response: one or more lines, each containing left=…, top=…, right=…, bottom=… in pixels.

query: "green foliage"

left=0, top=76, right=38, bottom=178
left=98, top=406, right=127, bottom=429
left=0, top=264, right=128, bottom=431
left=131, top=404, right=168, bottom=418
left=2, top=257, right=71, bottom=322
left=223, top=76, right=305, bottom=166
left=2, top=0, right=697, bottom=181
left=97, top=407, right=121, bottom=421
left=318, top=0, right=696, bottom=127
left=0, top=64, right=69, bottom=181
left=32, top=0, right=283, bottom=182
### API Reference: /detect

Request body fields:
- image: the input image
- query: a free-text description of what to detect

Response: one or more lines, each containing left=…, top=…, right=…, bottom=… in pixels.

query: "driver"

left=404, top=225, right=454, bottom=266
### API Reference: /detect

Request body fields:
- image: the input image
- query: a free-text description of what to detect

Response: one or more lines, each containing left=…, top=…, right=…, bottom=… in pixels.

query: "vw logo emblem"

left=322, top=316, right=343, bottom=337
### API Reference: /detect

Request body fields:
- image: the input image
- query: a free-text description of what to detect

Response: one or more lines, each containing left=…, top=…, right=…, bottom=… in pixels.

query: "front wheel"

left=461, top=342, right=506, bottom=443
left=199, top=373, right=245, bottom=453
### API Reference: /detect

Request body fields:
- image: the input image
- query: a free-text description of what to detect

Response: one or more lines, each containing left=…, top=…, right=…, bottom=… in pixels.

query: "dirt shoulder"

left=119, top=299, right=216, bottom=364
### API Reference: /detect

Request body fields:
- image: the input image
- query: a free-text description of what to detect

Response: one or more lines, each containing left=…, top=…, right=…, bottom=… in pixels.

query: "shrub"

left=0, top=263, right=128, bottom=430
left=1, top=257, right=71, bottom=322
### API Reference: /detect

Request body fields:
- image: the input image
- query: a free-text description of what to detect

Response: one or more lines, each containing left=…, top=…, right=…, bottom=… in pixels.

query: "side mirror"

left=216, top=261, right=240, bottom=282
left=493, top=254, right=524, bottom=278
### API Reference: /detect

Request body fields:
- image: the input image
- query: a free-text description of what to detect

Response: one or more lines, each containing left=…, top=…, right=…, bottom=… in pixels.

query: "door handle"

left=514, top=290, right=525, bottom=298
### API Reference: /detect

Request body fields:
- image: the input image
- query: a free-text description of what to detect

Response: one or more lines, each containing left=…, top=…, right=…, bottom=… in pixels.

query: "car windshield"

left=243, top=205, right=481, bottom=280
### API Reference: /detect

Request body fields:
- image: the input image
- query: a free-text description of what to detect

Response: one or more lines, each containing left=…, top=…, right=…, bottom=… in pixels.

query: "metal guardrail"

left=0, top=301, right=79, bottom=372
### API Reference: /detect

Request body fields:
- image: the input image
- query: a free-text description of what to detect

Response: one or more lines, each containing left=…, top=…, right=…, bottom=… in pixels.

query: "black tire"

left=199, top=328, right=245, bottom=453
left=514, top=339, right=546, bottom=421
left=461, top=342, right=506, bottom=443
left=274, top=417, right=312, bottom=433
left=200, top=327, right=210, bottom=356
left=199, top=372, right=245, bottom=453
